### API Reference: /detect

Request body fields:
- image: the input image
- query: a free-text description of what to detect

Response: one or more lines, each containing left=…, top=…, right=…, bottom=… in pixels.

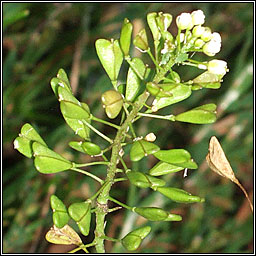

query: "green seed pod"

left=69, top=141, right=86, bottom=153
left=101, top=90, right=123, bottom=119
left=130, top=140, right=160, bottom=162
left=147, top=12, right=160, bottom=41
left=68, top=201, right=91, bottom=236
left=157, top=187, right=205, bottom=203
left=126, top=170, right=166, bottom=189
left=133, top=207, right=168, bottom=221
left=121, top=226, right=151, bottom=251
left=146, top=82, right=160, bottom=96
left=50, top=195, right=70, bottom=228
left=81, top=142, right=101, bottom=156
left=51, top=77, right=71, bottom=98
left=174, top=104, right=217, bottom=124
left=32, top=142, right=72, bottom=174
left=120, top=18, right=133, bottom=56
left=133, top=28, right=149, bottom=52
left=149, top=161, right=184, bottom=176
left=95, top=39, right=123, bottom=82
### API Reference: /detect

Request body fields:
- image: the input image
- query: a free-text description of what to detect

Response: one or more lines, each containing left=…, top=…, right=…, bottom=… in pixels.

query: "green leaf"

left=128, top=226, right=151, bottom=240
left=130, top=140, right=160, bottom=162
left=153, top=149, right=191, bottom=164
left=68, top=202, right=91, bottom=236
left=81, top=142, right=101, bottom=155
left=173, top=159, right=198, bottom=169
left=57, top=86, right=80, bottom=105
left=60, top=101, right=90, bottom=120
left=157, top=187, right=205, bottom=203
left=32, top=142, right=72, bottom=174
left=152, top=84, right=191, bottom=110
left=95, top=39, right=123, bottom=81
left=174, top=104, right=217, bottom=124
left=45, top=225, right=82, bottom=245
left=149, top=161, right=184, bottom=176
left=120, top=18, right=133, bottom=56
left=133, top=28, right=149, bottom=51
left=126, top=58, right=146, bottom=101
left=175, top=53, right=188, bottom=63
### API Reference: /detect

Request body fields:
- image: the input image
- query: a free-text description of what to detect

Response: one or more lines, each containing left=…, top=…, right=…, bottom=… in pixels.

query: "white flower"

left=176, top=13, right=193, bottom=30
left=191, top=10, right=205, bottom=25
left=201, top=27, right=212, bottom=42
left=203, top=40, right=221, bottom=56
left=211, top=32, right=222, bottom=43
left=192, top=25, right=205, bottom=37
left=208, top=59, right=228, bottom=75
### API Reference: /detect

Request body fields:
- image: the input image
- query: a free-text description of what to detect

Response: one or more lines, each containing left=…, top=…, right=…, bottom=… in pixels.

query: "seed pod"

left=133, top=28, right=149, bottom=52
left=157, top=187, right=205, bottom=203
left=50, top=195, right=70, bottom=228
left=147, top=12, right=160, bottom=41
left=126, top=170, right=166, bottom=189
left=68, top=201, right=91, bottom=236
left=81, top=142, right=101, bottom=156
left=101, top=90, right=123, bottom=119
left=32, top=142, right=72, bottom=174
left=120, top=18, right=133, bottom=56
left=130, top=140, right=160, bottom=162
left=121, top=226, right=151, bottom=251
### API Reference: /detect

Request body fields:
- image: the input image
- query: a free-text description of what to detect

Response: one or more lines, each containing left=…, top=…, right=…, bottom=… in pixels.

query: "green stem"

left=93, top=91, right=149, bottom=253
left=92, top=115, right=120, bottom=130
left=114, top=177, right=127, bottom=183
left=71, top=167, right=104, bottom=184
left=74, top=161, right=109, bottom=168
left=100, top=235, right=120, bottom=243
left=147, top=48, right=159, bottom=70
left=137, top=112, right=175, bottom=121
left=108, top=196, right=133, bottom=210
left=89, top=181, right=110, bottom=201
left=82, top=119, right=113, bottom=144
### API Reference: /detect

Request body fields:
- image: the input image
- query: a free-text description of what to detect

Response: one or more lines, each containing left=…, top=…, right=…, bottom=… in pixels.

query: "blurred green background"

left=3, top=2, right=253, bottom=253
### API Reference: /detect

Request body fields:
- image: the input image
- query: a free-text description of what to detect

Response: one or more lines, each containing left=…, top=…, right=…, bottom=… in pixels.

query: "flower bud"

left=201, top=27, right=212, bottom=42
left=203, top=40, right=221, bottom=56
left=191, top=10, right=205, bottom=25
left=194, top=38, right=205, bottom=48
left=211, top=32, right=221, bottom=43
left=208, top=59, right=228, bottom=75
left=192, top=25, right=205, bottom=37
left=176, top=13, right=193, bottom=30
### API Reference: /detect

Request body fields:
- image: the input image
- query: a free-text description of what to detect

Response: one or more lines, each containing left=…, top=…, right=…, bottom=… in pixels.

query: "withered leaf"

left=206, top=136, right=253, bottom=212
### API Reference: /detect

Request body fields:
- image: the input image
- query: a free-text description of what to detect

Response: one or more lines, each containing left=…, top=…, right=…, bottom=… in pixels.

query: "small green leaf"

left=175, top=53, right=188, bottom=63
left=165, top=213, right=182, bottom=221
left=133, top=28, right=149, bottom=51
left=175, top=104, right=217, bottom=124
left=153, top=149, right=191, bottom=164
left=45, top=225, right=82, bottom=245
left=68, top=202, right=92, bottom=236
left=152, top=84, right=191, bottom=110
left=95, top=39, right=123, bottom=81
left=128, top=226, right=151, bottom=240
left=50, top=77, right=71, bottom=97
left=13, top=136, right=33, bottom=158
left=60, top=101, right=90, bottom=120
left=81, top=142, right=101, bottom=155
left=57, top=86, right=79, bottom=105
left=157, top=187, right=205, bottom=203
left=130, top=140, right=160, bottom=162
left=149, top=161, right=184, bottom=176
left=173, top=159, right=198, bottom=169
left=32, top=142, right=72, bottom=174
left=126, top=58, right=146, bottom=101
left=120, top=18, right=133, bottom=56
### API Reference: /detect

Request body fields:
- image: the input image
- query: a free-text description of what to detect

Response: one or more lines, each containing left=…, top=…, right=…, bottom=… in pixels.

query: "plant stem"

left=71, top=167, right=104, bottom=184
left=137, top=112, right=175, bottom=121
left=92, top=115, right=120, bottom=130
left=74, top=161, right=109, bottom=168
left=108, top=196, right=133, bottom=210
left=93, top=91, right=150, bottom=253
